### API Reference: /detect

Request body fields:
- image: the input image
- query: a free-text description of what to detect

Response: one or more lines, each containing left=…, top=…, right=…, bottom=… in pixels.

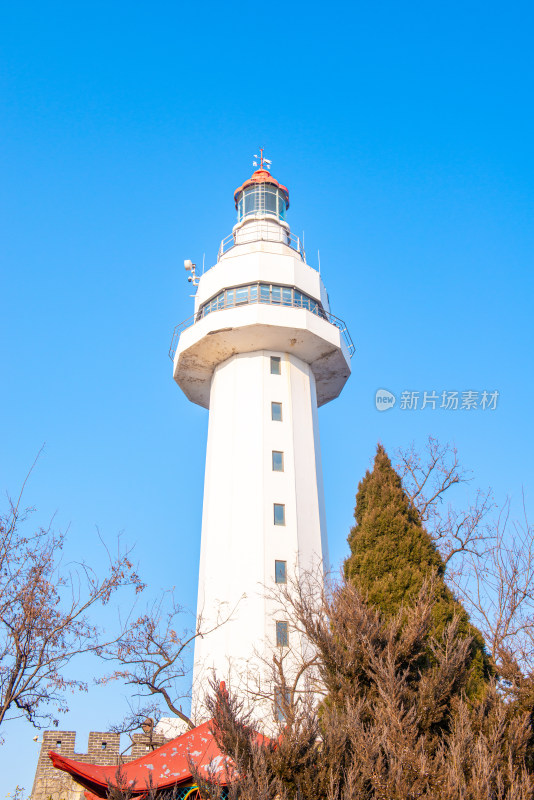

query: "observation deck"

left=169, top=281, right=354, bottom=361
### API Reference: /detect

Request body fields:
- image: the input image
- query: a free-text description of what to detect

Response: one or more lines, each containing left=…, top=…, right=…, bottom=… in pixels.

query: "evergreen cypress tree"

left=344, top=443, right=491, bottom=695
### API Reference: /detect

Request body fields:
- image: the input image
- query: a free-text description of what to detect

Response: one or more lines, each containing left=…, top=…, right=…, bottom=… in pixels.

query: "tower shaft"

left=193, top=350, right=328, bottom=706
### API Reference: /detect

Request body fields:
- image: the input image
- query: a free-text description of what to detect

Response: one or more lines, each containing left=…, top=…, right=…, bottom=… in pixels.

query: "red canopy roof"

left=49, top=720, right=233, bottom=798
left=233, top=169, right=290, bottom=209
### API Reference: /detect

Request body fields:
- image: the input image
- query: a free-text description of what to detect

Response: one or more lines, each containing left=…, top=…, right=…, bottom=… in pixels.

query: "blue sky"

left=1, top=0, right=533, bottom=792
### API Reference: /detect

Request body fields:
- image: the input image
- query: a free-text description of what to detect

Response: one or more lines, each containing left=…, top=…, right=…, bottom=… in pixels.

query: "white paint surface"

left=192, top=351, right=328, bottom=717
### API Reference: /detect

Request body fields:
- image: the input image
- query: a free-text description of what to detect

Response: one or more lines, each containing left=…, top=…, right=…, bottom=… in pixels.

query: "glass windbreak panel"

left=260, top=284, right=270, bottom=303
left=275, top=560, right=287, bottom=584
left=270, top=356, right=281, bottom=375
left=310, top=300, right=319, bottom=315
left=249, top=284, right=258, bottom=302
left=236, top=286, right=248, bottom=304
left=282, top=287, right=292, bottom=306
left=217, top=292, right=224, bottom=309
left=294, top=290, right=303, bottom=308
left=273, top=503, right=285, bottom=525
left=204, top=305, right=211, bottom=316
left=276, top=621, right=289, bottom=647
left=271, top=286, right=281, bottom=304
left=265, top=187, right=277, bottom=215
left=301, top=295, right=310, bottom=310
left=272, top=451, right=284, bottom=471
left=226, top=289, right=235, bottom=307
left=237, top=196, right=243, bottom=222
left=271, top=402, right=282, bottom=421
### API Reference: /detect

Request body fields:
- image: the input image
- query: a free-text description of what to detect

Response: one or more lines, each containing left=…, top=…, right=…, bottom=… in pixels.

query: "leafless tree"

left=394, top=436, right=495, bottom=574
left=453, top=494, right=534, bottom=675
left=100, top=591, right=241, bottom=732
left=0, top=458, right=144, bottom=737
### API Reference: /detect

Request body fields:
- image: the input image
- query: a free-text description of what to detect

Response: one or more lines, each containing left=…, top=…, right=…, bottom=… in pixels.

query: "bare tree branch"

left=0, top=472, right=144, bottom=736
left=394, top=436, right=495, bottom=573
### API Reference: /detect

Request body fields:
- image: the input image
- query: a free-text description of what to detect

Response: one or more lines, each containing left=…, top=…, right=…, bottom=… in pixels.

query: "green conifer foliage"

left=344, top=443, right=491, bottom=695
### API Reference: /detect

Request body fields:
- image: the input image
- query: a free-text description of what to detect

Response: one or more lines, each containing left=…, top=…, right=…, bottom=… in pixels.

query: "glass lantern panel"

left=278, top=192, right=287, bottom=220
left=265, top=187, right=277, bottom=215
left=244, top=187, right=258, bottom=216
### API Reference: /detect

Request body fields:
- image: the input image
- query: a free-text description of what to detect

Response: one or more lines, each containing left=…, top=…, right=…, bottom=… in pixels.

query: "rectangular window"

left=270, top=356, right=281, bottom=375
left=236, top=286, right=248, bottom=304
left=274, top=687, right=291, bottom=723
left=249, top=284, right=258, bottom=302
left=276, top=621, right=289, bottom=647
left=260, top=283, right=270, bottom=303
left=275, top=560, right=287, bottom=584
left=271, top=286, right=281, bottom=305
left=282, top=287, right=293, bottom=306
left=272, top=451, right=284, bottom=472
left=273, top=503, right=285, bottom=526
left=271, top=402, right=282, bottom=421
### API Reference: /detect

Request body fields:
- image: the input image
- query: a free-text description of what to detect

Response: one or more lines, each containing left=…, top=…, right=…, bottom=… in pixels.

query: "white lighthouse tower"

left=171, top=153, right=353, bottom=721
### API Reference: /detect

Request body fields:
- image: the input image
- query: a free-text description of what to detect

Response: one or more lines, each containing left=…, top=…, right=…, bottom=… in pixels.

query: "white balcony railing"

left=217, top=225, right=306, bottom=262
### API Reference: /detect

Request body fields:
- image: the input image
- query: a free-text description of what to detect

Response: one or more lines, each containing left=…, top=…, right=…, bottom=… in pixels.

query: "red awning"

left=49, top=720, right=233, bottom=798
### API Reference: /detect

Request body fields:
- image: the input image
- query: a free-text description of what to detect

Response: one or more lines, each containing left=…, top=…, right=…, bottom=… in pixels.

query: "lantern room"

left=234, top=169, right=290, bottom=223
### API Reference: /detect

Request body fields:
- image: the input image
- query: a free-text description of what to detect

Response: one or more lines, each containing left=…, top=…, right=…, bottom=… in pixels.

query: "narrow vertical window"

left=276, top=621, right=289, bottom=647
left=274, top=687, right=291, bottom=722
left=275, top=560, right=287, bottom=584
left=271, top=402, right=282, bottom=421
left=272, top=451, right=284, bottom=472
left=273, top=504, right=285, bottom=526
left=270, top=356, right=281, bottom=375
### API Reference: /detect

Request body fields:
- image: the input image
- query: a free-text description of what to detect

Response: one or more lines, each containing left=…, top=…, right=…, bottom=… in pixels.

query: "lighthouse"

left=170, top=153, right=353, bottom=722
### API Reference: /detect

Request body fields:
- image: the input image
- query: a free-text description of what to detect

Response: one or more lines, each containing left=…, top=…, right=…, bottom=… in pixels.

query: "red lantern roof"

left=234, top=169, right=290, bottom=210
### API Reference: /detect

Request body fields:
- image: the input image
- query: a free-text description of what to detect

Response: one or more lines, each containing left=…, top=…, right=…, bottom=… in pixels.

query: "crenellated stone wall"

left=31, top=729, right=169, bottom=800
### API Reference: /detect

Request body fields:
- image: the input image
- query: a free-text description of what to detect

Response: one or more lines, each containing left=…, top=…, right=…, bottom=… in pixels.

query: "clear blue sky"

left=1, top=0, right=533, bottom=792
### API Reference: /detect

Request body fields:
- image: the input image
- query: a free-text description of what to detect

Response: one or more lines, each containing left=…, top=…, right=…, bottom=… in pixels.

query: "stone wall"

left=31, top=729, right=169, bottom=800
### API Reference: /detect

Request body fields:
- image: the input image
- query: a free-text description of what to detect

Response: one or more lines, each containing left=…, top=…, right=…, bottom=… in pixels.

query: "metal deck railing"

left=168, top=291, right=355, bottom=361
left=217, top=226, right=306, bottom=262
